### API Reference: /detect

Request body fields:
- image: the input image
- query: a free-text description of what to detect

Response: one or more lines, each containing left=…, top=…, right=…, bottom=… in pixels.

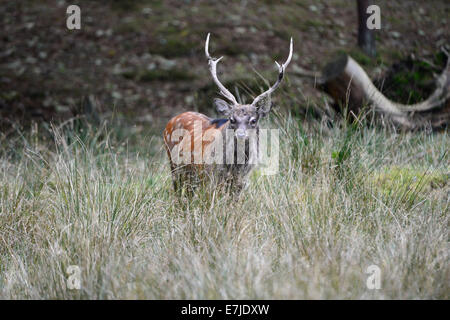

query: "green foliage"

left=149, top=36, right=197, bottom=58
left=122, top=68, right=195, bottom=82
left=379, top=54, right=446, bottom=104
left=372, top=166, right=448, bottom=207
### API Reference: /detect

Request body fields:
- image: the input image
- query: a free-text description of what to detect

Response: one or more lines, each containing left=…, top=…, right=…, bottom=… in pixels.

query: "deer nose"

left=235, top=129, right=247, bottom=139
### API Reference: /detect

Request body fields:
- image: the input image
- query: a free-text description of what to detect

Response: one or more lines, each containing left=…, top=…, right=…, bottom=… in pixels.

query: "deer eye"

left=249, top=118, right=257, bottom=125
left=229, top=117, right=236, bottom=124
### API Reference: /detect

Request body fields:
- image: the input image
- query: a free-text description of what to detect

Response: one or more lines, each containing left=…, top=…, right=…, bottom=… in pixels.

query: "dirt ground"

left=1, top=0, right=448, bottom=130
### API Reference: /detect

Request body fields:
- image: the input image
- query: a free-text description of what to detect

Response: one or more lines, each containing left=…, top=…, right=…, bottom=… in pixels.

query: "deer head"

left=205, top=33, right=293, bottom=139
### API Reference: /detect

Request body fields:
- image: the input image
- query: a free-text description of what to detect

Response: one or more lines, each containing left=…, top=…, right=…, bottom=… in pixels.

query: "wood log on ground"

left=319, top=52, right=450, bottom=130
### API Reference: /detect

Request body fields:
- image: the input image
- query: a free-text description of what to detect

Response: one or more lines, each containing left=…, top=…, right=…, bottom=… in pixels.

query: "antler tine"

left=205, top=33, right=238, bottom=105
left=252, top=37, right=293, bottom=108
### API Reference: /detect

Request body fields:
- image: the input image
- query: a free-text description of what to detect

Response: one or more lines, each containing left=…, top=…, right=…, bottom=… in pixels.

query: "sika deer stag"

left=163, top=33, right=293, bottom=195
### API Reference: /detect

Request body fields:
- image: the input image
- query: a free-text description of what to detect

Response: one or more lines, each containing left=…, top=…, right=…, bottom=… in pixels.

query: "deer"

left=163, top=33, right=293, bottom=195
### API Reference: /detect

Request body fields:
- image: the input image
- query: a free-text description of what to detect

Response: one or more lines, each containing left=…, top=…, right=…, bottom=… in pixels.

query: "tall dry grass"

left=0, top=113, right=448, bottom=299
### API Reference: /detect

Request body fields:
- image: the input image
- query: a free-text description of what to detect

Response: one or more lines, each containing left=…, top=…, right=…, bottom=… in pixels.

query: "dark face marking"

left=213, top=99, right=263, bottom=140
left=228, top=105, right=259, bottom=139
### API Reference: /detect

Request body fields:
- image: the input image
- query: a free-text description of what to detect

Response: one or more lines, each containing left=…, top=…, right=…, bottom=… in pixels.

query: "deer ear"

left=214, top=98, right=233, bottom=116
left=254, top=94, right=272, bottom=117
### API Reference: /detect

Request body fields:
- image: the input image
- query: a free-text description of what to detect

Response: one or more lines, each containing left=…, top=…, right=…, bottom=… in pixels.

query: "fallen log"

left=319, top=51, right=450, bottom=130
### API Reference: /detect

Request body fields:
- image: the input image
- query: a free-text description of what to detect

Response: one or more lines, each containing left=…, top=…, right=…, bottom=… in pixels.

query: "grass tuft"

left=0, top=112, right=448, bottom=299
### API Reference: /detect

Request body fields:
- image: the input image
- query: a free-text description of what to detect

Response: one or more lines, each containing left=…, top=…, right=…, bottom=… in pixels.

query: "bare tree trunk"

left=357, top=0, right=376, bottom=57
left=319, top=53, right=450, bottom=130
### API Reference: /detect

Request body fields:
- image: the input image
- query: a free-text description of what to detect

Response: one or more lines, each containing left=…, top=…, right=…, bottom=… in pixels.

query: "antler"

left=205, top=33, right=238, bottom=105
left=251, top=38, right=293, bottom=108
